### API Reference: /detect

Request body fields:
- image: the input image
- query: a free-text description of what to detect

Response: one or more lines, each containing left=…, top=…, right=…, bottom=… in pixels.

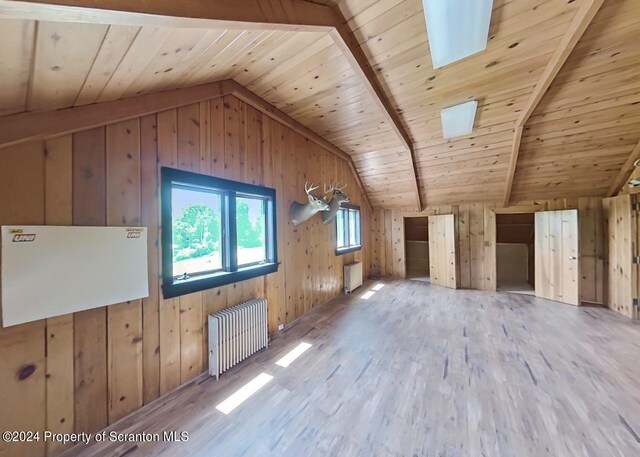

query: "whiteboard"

left=1, top=226, right=149, bottom=327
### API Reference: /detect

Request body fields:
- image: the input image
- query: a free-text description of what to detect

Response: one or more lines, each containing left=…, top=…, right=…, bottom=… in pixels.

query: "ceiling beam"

left=0, top=0, right=336, bottom=30
left=0, top=81, right=228, bottom=147
left=502, top=0, right=604, bottom=206
left=330, top=20, right=422, bottom=211
left=0, top=0, right=419, bottom=209
left=607, top=139, right=640, bottom=197
left=0, top=79, right=373, bottom=210
left=502, top=126, right=524, bottom=207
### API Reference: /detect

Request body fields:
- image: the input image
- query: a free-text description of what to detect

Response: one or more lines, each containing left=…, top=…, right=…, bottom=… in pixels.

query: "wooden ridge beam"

left=0, top=79, right=372, bottom=210
left=0, top=0, right=336, bottom=30
left=607, top=139, right=640, bottom=197
left=502, top=0, right=604, bottom=206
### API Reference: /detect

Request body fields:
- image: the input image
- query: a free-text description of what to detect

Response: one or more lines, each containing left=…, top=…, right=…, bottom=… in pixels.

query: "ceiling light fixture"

left=441, top=100, right=478, bottom=139
left=422, top=0, right=493, bottom=68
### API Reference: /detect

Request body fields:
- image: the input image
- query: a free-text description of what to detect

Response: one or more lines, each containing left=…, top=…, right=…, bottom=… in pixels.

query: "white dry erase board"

left=1, top=226, right=149, bottom=327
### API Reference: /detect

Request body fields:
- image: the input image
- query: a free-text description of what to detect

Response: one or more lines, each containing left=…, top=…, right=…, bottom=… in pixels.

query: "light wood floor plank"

left=62, top=279, right=640, bottom=457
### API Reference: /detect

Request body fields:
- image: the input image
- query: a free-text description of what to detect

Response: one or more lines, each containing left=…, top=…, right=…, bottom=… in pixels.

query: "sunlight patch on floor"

left=276, top=342, right=312, bottom=367
left=216, top=373, right=273, bottom=414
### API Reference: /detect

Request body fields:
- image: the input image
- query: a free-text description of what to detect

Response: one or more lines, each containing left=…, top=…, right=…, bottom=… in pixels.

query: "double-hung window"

left=335, top=204, right=361, bottom=254
left=161, top=167, right=277, bottom=299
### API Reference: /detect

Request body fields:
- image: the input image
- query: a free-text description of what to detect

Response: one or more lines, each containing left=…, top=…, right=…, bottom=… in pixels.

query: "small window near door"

left=335, top=204, right=361, bottom=255
left=161, top=167, right=278, bottom=299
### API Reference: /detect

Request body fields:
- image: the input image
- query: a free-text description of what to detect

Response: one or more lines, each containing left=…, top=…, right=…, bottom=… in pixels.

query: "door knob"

left=568, top=256, right=577, bottom=260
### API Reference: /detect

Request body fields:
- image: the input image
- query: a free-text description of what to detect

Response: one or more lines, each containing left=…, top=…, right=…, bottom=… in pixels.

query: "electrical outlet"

left=278, top=323, right=284, bottom=331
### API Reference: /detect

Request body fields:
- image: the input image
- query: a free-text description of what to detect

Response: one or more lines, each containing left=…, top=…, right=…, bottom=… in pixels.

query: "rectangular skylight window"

left=423, top=0, right=493, bottom=68
left=441, top=100, right=478, bottom=139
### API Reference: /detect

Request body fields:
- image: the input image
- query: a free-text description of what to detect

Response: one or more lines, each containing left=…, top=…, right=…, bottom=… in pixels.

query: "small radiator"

left=344, top=262, right=363, bottom=293
left=208, top=298, right=268, bottom=379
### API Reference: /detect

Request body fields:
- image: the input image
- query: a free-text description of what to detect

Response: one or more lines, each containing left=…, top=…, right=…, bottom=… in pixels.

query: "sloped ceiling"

left=319, top=0, right=640, bottom=206
left=0, top=15, right=414, bottom=207
left=1, top=0, right=640, bottom=208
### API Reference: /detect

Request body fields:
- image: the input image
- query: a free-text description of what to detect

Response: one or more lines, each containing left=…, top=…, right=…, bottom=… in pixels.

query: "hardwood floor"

left=62, top=280, right=640, bottom=457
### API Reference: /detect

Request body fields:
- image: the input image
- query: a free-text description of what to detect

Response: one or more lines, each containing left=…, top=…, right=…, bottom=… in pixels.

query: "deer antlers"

left=323, top=182, right=347, bottom=195
left=304, top=181, right=319, bottom=195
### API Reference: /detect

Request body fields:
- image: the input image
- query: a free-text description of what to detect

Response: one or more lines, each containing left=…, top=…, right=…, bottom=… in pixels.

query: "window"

left=235, top=196, right=267, bottom=267
left=335, top=204, right=361, bottom=254
left=161, top=167, right=277, bottom=299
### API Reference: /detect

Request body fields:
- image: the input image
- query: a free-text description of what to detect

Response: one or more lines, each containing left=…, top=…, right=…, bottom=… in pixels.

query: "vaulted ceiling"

left=321, top=0, right=640, bottom=207
left=0, top=0, right=639, bottom=209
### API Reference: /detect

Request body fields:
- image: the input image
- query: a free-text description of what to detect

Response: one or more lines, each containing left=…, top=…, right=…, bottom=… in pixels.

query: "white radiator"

left=208, top=298, right=268, bottom=379
left=344, top=262, right=363, bottom=293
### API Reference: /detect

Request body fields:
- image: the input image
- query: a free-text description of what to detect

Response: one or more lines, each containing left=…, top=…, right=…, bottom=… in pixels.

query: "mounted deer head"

left=289, top=182, right=330, bottom=226
left=321, top=183, right=349, bottom=224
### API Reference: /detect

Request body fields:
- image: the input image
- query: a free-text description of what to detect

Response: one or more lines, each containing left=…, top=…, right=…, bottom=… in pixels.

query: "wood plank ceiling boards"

left=1, top=0, right=640, bottom=208
left=503, top=0, right=605, bottom=205
left=0, top=0, right=421, bottom=209
left=316, top=0, right=640, bottom=207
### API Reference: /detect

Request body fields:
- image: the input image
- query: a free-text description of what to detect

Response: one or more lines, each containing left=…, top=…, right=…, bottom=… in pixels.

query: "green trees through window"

left=236, top=196, right=267, bottom=266
left=161, top=167, right=278, bottom=299
left=171, top=190, right=269, bottom=276
left=172, top=188, right=222, bottom=276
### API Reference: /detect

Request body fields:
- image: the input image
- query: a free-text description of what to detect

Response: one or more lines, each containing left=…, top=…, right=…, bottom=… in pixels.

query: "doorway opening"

left=496, top=213, right=535, bottom=295
left=404, top=217, right=430, bottom=282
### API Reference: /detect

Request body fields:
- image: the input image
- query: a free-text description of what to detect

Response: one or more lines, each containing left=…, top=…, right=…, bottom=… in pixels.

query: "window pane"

left=353, top=210, right=361, bottom=246
left=336, top=209, right=346, bottom=248
left=236, top=196, right=267, bottom=266
left=172, top=187, right=222, bottom=277
left=349, top=209, right=358, bottom=247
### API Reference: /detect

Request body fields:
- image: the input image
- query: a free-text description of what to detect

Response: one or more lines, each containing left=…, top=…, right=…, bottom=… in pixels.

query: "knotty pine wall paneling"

left=0, top=141, right=46, bottom=457
left=72, top=127, right=109, bottom=435
left=44, top=136, right=74, bottom=457
left=0, top=93, right=369, bottom=457
left=140, top=113, right=160, bottom=405
left=105, top=119, right=143, bottom=424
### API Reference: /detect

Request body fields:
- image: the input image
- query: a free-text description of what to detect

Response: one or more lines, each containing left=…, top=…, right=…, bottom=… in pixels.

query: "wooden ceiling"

left=318, top=0, right=640, bottom=206
left=511, top=0, right=640, bottom=201
left=1, top=0, right=639, bottom=208
left=0, top=16, right=418, bottom=207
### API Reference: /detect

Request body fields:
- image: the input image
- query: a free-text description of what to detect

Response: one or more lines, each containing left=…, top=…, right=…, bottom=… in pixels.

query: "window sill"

left=335, top=245, right=362, bottom=256
left=162, top=262, right=278, bottom=299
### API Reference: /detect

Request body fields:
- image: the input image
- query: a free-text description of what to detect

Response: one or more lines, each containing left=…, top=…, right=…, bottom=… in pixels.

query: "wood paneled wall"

left=0, top=93, right=369, bottom=457
left=368, top=197, right=605, bottom=303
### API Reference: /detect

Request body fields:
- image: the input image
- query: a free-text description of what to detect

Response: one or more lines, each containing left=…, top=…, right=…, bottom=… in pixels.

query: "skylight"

left=423, top=0, right=493, bottom=68
left=441, top=100, right=478, bottom=139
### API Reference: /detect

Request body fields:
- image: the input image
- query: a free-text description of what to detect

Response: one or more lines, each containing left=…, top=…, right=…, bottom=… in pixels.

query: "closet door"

left=534, top=209, right=579, bottom=305
left=428, top=214, right=457, bottom=289
left=603, top=195, right=638, bottom=318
